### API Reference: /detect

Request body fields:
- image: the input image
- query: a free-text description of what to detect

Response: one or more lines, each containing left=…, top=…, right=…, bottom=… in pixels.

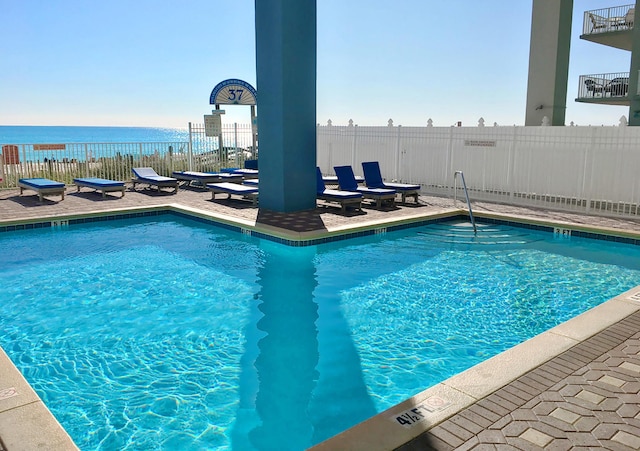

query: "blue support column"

left=255, top=0, right=317, bottom=212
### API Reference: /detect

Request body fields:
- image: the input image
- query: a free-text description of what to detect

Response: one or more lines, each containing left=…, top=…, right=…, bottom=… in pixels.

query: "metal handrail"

left=454, top=170, right=477, bottom=234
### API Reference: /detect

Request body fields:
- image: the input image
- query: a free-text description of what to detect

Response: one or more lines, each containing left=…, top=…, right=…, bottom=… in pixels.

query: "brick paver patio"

left=398, top=312, right=640, bottom=450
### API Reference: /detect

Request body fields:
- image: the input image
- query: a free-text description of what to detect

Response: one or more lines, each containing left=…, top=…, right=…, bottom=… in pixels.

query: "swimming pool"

left=1, top=215, right=639, bottom=450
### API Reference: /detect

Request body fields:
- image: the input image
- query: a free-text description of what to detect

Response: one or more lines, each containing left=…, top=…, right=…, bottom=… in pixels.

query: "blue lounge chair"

left=207, top=182, right=259, bottom=205
left=18, top=178, right=65, bottom=202
left=362, top=161, right=420, bottom=203
left=131, top=167, right=178, bottom=193
left=334, top=165, right=396, bottom=208
left=73, top=177, right=126, bottom=198
left=316, top=167, right=362, bottom=212
left=172, top=171, right=243, bottom=188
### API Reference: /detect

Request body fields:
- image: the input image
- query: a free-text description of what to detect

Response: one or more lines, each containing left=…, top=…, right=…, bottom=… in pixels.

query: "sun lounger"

left=73, top=177, right=126, bottom=198
left=207, top=182, right=259, bottom=205
left=316, top=167, right=362, bottom=212
left=18, top=178, right=65, bottom=202
left=362, top=161, right=420, bottom=203
left=172, top=171, right=243, bottom=188
left=334, top=165, right=396, bottom=208
left=131, top=167, right=178, bottom=193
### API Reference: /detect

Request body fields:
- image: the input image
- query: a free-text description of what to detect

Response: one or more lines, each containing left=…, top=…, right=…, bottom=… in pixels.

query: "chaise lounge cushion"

left=73, top=177, right=124, bottom=188
left=19, top=178, right=65, bottom=189
left=132, top=167, right=177, bottom=184
left=18, top=178, right=66, bottom=201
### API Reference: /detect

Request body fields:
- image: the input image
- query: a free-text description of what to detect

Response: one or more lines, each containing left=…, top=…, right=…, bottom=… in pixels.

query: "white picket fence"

left=2, top=122, right=640, bottom=218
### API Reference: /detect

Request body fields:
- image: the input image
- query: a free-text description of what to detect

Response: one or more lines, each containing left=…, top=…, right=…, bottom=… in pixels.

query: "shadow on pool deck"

left=1, top=185, right=640, bottom=450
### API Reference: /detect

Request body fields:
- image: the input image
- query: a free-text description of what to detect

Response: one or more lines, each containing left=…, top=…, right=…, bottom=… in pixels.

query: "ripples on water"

left=1, top=217, right=639, bottom=450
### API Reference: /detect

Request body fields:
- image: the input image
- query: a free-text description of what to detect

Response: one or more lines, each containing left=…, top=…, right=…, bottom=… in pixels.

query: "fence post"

left=188, top=122, right=194, bottom=171
left=446, top=126, right=454, bottom=196
left=328, top=141, right=333, bottom=173
left=507, top=126, right=518, bottom=201
left=234, top=122, right=239, bottom=166
left=351, top=124, right=358, bottom=169
left=394, top=124, right=402, bottom=181
left=583, top=126, right=597, bottom=214
left=84, top=144, right=89, bottom=177
left=20, top=145, right=27, bottom=180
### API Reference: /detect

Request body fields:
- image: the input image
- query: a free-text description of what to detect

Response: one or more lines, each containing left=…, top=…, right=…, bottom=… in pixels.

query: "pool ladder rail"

left=453, top=170, right=477, bottom=234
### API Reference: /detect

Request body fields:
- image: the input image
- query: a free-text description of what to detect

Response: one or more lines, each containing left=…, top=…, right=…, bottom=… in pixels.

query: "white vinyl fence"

left=2, top=122, right=640, bottom=218
left=317, top=124, right=640, bottom=218
left=0, top=123, right=256, bottom=188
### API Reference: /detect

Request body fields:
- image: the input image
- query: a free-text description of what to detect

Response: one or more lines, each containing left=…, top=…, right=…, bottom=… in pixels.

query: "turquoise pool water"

left=1, top=216, right=639, bottom=450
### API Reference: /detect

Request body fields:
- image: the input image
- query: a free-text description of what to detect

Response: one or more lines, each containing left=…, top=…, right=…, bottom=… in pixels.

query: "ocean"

left=0, top=125, right=190, bottom=145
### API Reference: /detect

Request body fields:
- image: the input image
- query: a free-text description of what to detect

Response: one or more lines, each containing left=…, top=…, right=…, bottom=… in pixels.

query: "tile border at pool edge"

left=474, top=211, right=640, bottom=243
left=309, top=285, right=640, bottom=451
left=0, top=204, right=466, bottom=245
left=2, top=205, right=639, bottom=246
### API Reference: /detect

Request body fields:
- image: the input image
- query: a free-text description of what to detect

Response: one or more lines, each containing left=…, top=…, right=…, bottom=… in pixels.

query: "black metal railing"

left=577, top=72, right=630, bottom=99
left=582, top=4, right=634, bottom=35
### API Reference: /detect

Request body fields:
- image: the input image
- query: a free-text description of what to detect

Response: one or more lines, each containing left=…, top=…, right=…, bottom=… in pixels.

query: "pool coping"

left=0, top=205, right=639, bottom=450
left=309, top=285, right=640, bottom=451
left=3, top=203, right=640, bottom=245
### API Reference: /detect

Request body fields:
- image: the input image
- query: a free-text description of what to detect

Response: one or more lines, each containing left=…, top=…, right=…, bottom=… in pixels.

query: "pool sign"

left=204, top=111, right=224, bottom=137
left=209, top=79, right=257, bottom=106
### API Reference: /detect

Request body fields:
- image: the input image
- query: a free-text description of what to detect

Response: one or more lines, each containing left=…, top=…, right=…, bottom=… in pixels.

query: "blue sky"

left=0, top=0, right=633, bottom=128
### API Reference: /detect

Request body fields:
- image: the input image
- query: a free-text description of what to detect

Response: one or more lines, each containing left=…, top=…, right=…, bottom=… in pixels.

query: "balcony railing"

left=576, top=72, right=630, bottom=100
left=582, top=4, right=634, bottom=35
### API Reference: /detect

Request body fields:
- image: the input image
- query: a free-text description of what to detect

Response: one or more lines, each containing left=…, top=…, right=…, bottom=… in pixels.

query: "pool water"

left=1, top=216, right=639, bottom=450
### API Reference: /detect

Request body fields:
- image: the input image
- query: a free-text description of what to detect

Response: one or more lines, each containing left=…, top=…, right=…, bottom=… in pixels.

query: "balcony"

left=580, top=4, right=634, bottom=50
left=575, top=72, right=631, bottom=105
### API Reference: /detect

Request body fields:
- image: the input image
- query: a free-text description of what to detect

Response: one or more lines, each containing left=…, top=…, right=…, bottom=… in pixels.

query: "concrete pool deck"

left=0, top=184, right=639, bottom=450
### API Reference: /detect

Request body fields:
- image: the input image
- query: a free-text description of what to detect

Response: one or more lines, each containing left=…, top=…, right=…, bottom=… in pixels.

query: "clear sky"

left=0, top=0, right=633, bottom=128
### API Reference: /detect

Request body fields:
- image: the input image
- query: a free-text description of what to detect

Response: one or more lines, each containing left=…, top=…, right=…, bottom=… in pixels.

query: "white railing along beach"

left=2, top=121, right=640, bottom=219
